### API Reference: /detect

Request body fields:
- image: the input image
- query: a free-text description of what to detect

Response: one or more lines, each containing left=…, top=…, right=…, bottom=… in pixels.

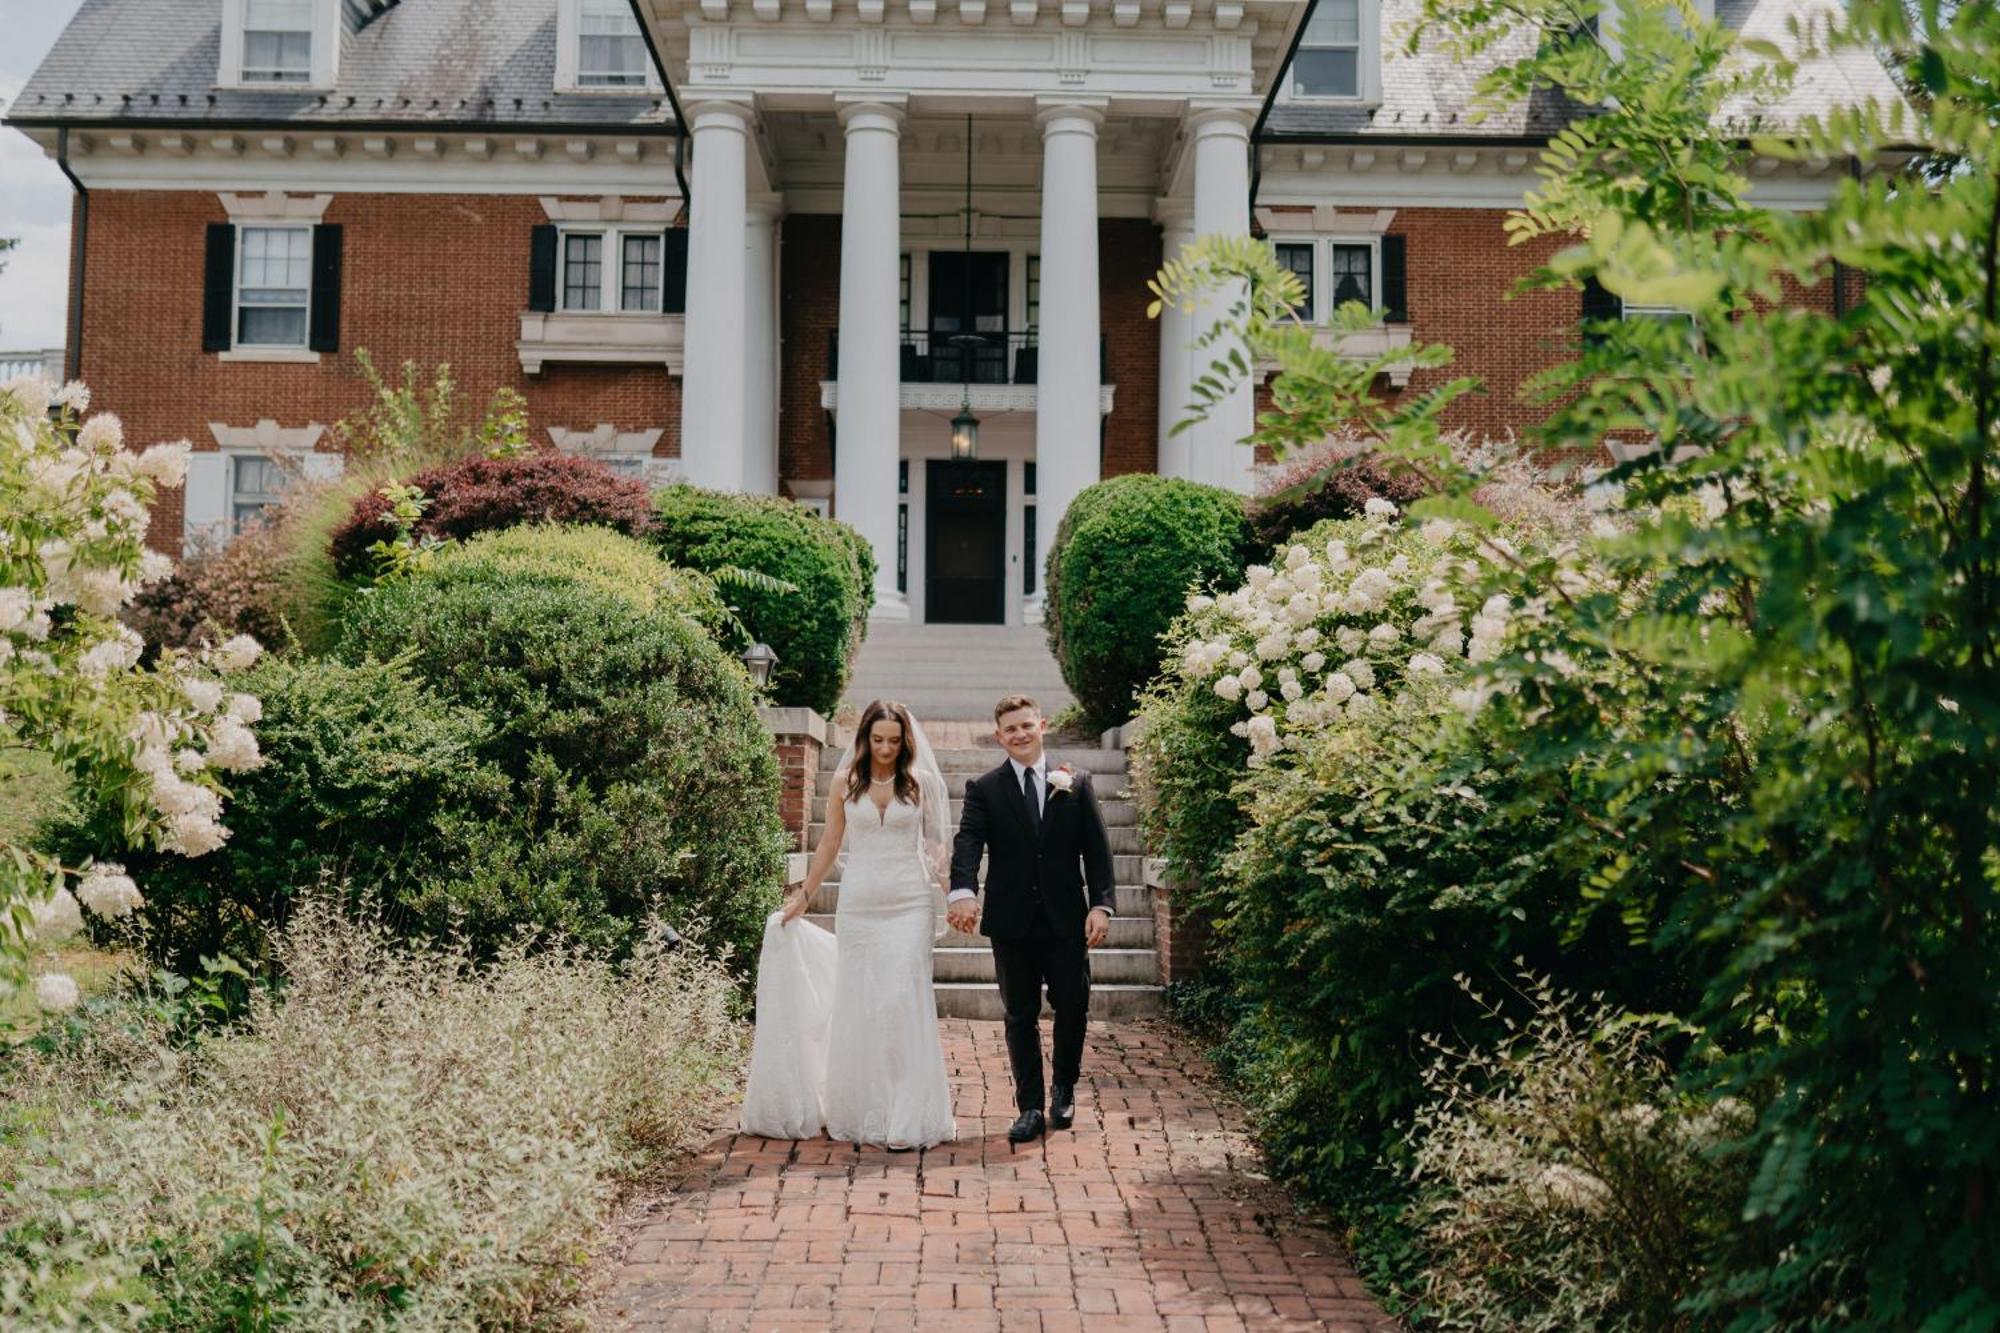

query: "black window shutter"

left=202, top=223, right=235, bottom=352
left=1380, top=234, right=1408, bottom=323
left=308, top=223, right=343, bottom=353
left=662, top=228, right=689, bottom=314
left=528, top=225, right=559, bottom=312
left=1580, top=275, right=1622, bottom=334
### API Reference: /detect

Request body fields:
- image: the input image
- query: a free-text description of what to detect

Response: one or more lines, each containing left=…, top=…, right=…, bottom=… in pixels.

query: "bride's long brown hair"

left=846, top=699, right=922, bottom=808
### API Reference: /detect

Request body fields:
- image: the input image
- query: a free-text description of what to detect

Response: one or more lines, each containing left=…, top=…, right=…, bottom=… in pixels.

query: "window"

left=1023, top=462, right=1037, bottom=597
left=242, top=0, right=313, bottom=83
left=1329, top=243, right=1373, bottom=311
left=235, top=226, right=312, bottom=347
left=897, top=460, right=909, bottom=596
left=231, top=454, right=282, bottom=531
left=1025, top=255, right=1042, bottom=331
left=1293, top=0, right=1362, bottom=98
left=577, top=0, right=648, bottom=87
left=899, top=254, right=913, bottom=332
left=1274, top=243, right=1315, bottom=322
left=560, top=229, right=666, bottom=313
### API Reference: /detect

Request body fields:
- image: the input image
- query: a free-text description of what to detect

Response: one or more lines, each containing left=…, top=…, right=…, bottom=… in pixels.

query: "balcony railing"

left=825, top=330, right=1107, bottom=386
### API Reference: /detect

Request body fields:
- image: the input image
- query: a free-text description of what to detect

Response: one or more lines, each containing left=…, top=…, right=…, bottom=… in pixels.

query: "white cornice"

left=35, top=129, right=680, bottom=195
left=539, top=195, right=682, bottom=222
left=218, top=190, right=335, bottom=220
left=207, top=419, right=328, bottom=451
left=820, top=380, right=1116, bottom=413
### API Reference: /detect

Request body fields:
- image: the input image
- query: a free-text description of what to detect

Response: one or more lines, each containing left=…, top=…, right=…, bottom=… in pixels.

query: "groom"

left=947, top=695, right=1116, bottom=1143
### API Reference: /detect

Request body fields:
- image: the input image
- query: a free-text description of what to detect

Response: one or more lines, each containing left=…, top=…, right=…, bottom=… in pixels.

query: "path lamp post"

left=740, top=641, right=779, bottom=687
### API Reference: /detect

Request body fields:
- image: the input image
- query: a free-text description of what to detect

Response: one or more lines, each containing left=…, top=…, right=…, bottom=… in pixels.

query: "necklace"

left=870, top=776, right=897, bottom=785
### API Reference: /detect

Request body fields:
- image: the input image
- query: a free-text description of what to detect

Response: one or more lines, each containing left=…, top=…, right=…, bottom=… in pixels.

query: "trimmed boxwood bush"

left=1246, top=446, right=1433, bottom=555
left=327, top=450, right=655, bottom=580
left=45, top=655, right=508, bottom=975
left=1044, top=475, right=1251, bottom=729
left=335, top=528, right=786, bottom=965
left=649, top=486, right=873, bottom=715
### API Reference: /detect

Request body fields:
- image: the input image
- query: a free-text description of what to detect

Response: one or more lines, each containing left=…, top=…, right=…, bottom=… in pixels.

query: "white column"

left=679, top=99, right=753, bottom=492
left=743, top=197, right=781, bottom=496
left=1154, top=206, right=1196, bottom=480
left=1032, top=101, right=1105, bottom=618
left=1187, top=107, right=1257, bottom=494
left=834, top=99, right=908, bottom=620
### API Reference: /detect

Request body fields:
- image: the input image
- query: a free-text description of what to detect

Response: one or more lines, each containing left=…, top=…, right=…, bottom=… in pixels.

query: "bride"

left=739, top=698, right=958, bottom=1149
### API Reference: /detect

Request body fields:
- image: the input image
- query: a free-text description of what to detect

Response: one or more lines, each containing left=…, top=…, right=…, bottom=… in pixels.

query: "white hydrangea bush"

left=1166, top=501, right=1524, bottom=767
left=1, top=375, right=264, bottom=1012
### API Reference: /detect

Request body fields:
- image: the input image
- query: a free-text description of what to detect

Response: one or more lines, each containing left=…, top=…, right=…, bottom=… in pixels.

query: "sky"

left=0, top=0, right=87, bottom=354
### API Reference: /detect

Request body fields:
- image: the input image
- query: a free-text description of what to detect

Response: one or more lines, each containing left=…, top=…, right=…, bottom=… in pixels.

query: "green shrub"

left=336, top=529, right=786, bottom=964
left=44, top=655, right=504, bottom=977
left=1044, top=475, right=1250, bottom=729
left=649, top=486, right=873, bottom=714
left=0, top=902, right=743, bottom=1329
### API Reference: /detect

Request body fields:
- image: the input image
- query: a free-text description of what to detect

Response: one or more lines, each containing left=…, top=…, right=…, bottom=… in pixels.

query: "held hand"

left=780, top=884, right=813, bottom=925
left=947, top=897, right=981, bottom=934
left=1084, top=907, right=1110, bottom=949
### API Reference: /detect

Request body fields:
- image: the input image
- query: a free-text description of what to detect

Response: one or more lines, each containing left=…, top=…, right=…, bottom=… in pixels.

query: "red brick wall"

left=779, top=213, right=841, bottom=488
left=1100, top=217, right=1163, bottom=477
left=76, top=190, right=681, bottom=550
left=773, top=732, right=824, bottom=853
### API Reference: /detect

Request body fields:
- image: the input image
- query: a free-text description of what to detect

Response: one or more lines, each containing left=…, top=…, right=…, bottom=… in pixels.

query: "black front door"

left=926, top=460, right=1006, bottom=624
left=929, top=251, right=1009, bottom=384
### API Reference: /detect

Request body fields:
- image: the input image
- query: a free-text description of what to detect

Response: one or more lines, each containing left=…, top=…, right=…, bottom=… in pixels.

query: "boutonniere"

left=1046, top=766, right=1077, bottom=796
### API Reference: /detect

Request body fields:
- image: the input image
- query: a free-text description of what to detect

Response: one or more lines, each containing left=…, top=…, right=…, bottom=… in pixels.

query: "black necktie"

left=1021, top=765, right=1041, bottom=838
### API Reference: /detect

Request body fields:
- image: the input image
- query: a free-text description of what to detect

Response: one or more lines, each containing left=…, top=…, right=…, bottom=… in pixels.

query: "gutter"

left=55, top=126, right=87, bottom=385
left=1247, top=0, right=1319, bottom=226
left=626, top=0, right=693, bottom=215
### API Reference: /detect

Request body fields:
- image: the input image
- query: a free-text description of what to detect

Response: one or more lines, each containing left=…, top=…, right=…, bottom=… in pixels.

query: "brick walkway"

left=594, top=1020, right=1398, bottom=1332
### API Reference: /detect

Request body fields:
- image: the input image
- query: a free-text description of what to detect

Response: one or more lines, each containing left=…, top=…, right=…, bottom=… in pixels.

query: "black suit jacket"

left=949, top=759, right=1116, bottom=941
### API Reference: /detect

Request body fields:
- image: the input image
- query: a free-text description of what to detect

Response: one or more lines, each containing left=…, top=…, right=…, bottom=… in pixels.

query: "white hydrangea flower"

left=227, top=693, right=264, bottom=724
left=139, top=549, right=175, bottom=585
left=1346, top=691, right=1378, bottom=717
left=1238, top=665, right=1264, bottom=691
left=1255, top=631, right=1291, bottom=661
left=1364, top=496, right=1399, bottom=519
left=78, top=627, right=145, bottom=679
left=1324, top=540, right=1351, bottom=569
left=20, top=608, right=52, bottom=640
left=1348, top=568, right=1393, bottom=612
left=1246, top=714, right=1281, bottom=758
left=1283, top=593, right=1318, bottom=626
left=0, top=586, right=32, bottom=632
left=52, top=380, right=90, bottom=412
left=1450, top=684, right=1492, bottom=718
left=1186, top=592, right=1215, bottom=613
left=1301, top=650, right=1326, bottom=673
left=180, top=675, right=225, bottom=713
left=1245, top=688, right=1270, bottom=711
left=1280, top=678, right=1303, bottom=703
left=1227, top=649, right=1250, bottom=671
left=1408, top=652, right=1447, bottom=676
left=1284, top=543, right=1312, bottom=570
left=206, top=716, right=264, bottom=772
left=4, top=374, right=51, bottom=418
left=34, top=972, right=82, bottom=1014
left=76, top=863, right=144, bottom=919
left=1214, top=673, right=1243, bottom=701
left=1387, top=553, right=1411, bottom=578
left=1294, top=626, right=1322, bottom=651
left=175, top=748, right=207, bottom=774
left=1342, top=659, right=1376, bottom=691
left=1418, top=580, right=1455, bottom=612
left=1368, top=623, right=1403, bottom=648
left=211, top=635, right=263, bottom=672
left=1292, top=563, right=1324, bottom=595
left=31, top=888, right=84, bottom=943
left=132, top=441, right=192, bottom=488
left=1430, top=629, right=1465, bottom=658
left=162, top=811, right=229, bottom=857
left=1229, top=720, right=1250, bottom=737
left=1335, top=627, right=1367, bottom=656
left=1245, top=564, right=1275, bottom=589
left=1325, top=672, right=1357, bottom=704
left=76, top=413, right=123, bottom=453
left=1420, top=518, right=1458, bottom=544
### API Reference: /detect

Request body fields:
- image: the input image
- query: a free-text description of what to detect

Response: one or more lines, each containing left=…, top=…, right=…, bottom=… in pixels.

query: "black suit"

left=949, top=758, right=1116, bottom=1113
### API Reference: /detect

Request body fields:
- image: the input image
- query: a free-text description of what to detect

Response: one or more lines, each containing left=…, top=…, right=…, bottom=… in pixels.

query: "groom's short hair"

left=994, top=694, right=1040, bottom=722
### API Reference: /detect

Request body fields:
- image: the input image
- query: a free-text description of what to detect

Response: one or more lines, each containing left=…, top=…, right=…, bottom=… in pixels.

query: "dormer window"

left=577, top=0, right=648, bottom=87
left=1283, top=0, right=1382, bottom=104
left=242, top=0, right=314, bottom=84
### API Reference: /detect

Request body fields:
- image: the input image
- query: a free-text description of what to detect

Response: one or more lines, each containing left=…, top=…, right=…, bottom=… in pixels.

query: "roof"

left=1262, top=0, right=1910, bottom=140
left=6, top=0, right=673, bottom=131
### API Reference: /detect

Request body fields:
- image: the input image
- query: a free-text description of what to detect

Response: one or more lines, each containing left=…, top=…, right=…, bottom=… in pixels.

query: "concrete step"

left=810, top=794, right=1138, bottom=825
left=801, top=912, right=1156, bottom=948
left=818, top=747, right=1127, bottom=776
left=934, top=946, right=1157, bottom=984
left=807, top=882, right=1152, bottom=916
left=807, top=820, right=1143, bottom=855
left=934, top=982, right=1164, bottom=1020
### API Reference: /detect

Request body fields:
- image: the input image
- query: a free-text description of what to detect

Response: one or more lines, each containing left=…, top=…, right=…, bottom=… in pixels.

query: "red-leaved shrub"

left=327, top=450, right=655, bottom=579
left=127, top=515, right=294, bottom=654
left=1247, top=440, right=1434, bottom=552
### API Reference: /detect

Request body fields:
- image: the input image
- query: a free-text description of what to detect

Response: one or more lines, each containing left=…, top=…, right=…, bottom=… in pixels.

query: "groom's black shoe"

left=1050, top=1085, right=1076, bottom=1131
left=1007, top=1108, right=1046, bottom=1144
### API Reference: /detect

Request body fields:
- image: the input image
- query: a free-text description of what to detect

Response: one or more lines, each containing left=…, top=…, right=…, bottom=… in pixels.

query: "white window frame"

left=554, top=0, right=663, bottom=94
left=219, top=0, right=339, bottom=91
left=556, top=227, right=666, bottom=315
left=1279, top=0, right=1383, bottom=106
left=232, top=223, right=314, bottom=351
left=230, top=453, right=284, bottom=532
left=1266, top=234, right=1384, bottom=325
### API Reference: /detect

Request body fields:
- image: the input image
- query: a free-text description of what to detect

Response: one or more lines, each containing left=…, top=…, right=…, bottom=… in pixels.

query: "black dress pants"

left=989, top=910, right=1092, bottom=1114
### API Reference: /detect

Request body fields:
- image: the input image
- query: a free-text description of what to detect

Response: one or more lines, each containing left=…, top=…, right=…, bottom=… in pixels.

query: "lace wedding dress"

left=740, top=792, right=958, bottom=1149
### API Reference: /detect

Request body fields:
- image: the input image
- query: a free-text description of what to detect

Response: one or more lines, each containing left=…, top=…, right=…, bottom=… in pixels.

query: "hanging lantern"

left=950, top=395, right=980, bottom=460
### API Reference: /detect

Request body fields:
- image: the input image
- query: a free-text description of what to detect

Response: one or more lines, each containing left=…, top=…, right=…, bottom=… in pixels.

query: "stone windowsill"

left=517, top=310, right=686, bottom=376
left=218, top=347, right=323, bottom=364
left=1257, top=323, right=1416, bottom=386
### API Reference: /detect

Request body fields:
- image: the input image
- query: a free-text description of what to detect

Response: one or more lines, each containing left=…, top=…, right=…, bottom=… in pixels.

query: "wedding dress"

left=740, top=765, right=958, bottom=1149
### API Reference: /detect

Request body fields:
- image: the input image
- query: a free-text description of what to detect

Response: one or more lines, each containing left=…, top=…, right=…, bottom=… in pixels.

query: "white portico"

left=643, top=0, right=1310, bottom=622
